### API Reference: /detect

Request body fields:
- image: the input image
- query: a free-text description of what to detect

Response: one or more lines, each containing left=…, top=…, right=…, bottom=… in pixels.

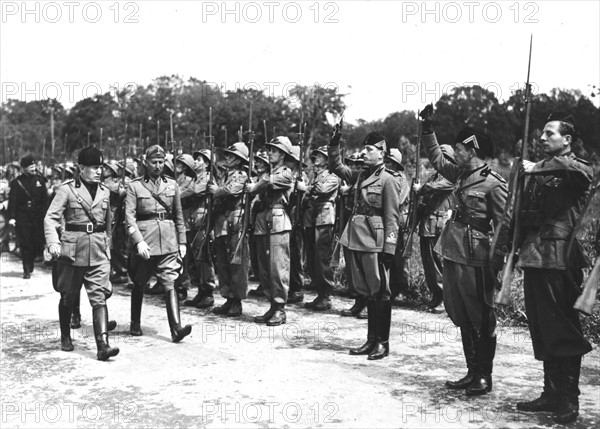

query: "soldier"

left=125, top=145, right=192, bottom=343
left=174, top=154, right=198, bottom=300
left=420, top=105, right=508, bottom=396
left=44, top=146, right=119, bottom=360
left=302, top=146, right=339, bottom=311
left=515, top=113, right=593, bottom=423
left=245, top=136, right=295, bottom=326
left=183, top=149, right=217, bottom=309
left=383, top=149, right=411, bottom=304
left=209, top=143, right=249, bottom=316
left=286, top=145, right=308, bottom=303
left=248, top=149, right=271, bottom=297
left=0, top=166, right=10, bottom=252
left=8, top=155, right=48, bottom=278
left=328, top=128, right=402, bottom=361
left=415, top=145, right=455, bottom=312
left=339, top=152, right=368, bottom=319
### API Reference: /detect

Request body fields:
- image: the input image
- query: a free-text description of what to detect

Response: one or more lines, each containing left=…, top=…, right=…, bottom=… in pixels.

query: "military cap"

left=78, top=146, right=103, bottom=166
left=176, top=154, right=197, bottom=174
left=20, top=155, right=35, bottom=168
left=266, top=136, right=293, bottom=156
left=254, top=149, right=270, bottom=165
left=223, top=142, right=249, bottom=164
left=310, top=146, right=329, bottom=160
left=455, top=127, right=493, bottom=159
left=145, top=144, right=166, bottom=159
left=103, top=159, right=120, bottom=176
left=385, top=148, right=404, bottom=170
left=440, top=144, right=456, bottom=164
left=546, top=111, right=576, bottom=127
left=363, top=132, right=387, bottom=152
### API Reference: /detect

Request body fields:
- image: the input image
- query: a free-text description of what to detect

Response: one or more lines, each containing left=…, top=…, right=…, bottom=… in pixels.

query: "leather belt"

left=451, top=210, right=491, bottom=233
left=65, top=223, right=106, bottom=233
left=137, top=212, right=172, bottom=221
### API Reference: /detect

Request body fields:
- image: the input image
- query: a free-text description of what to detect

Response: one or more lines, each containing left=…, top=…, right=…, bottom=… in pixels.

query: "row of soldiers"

left=5, top=107, right=595, bottom=424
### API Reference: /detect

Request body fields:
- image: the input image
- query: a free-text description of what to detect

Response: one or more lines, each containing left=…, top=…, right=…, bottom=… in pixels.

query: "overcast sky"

left=1, top=0, right=599, bottom=123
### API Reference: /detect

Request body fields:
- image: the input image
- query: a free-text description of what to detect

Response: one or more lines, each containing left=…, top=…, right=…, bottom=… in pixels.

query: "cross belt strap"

left=139, top=181, right=172, bottom=215
left=68, top=185, right=101, bottom=226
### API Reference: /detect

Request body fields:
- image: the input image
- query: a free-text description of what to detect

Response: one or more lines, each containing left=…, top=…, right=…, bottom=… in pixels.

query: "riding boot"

left=553, top=356, right=581, bottom=424
left=165, top=289, right=192, bottom=343
left=70, top=291, right=81, bottom=329
left=93, top=305, right=119, bottom=361
left=130, top=284, right=144, bottom=336
left=368, top=300, right=391, bottom=360
left=349, top=300, right=376, bottom=355
left=58, top=303, right=74, bottom=351
left=446, top=326, right=477, bottom=389
left=517, top=359, right=560, bottom=412
left=466, top=334, right=495, bottom=396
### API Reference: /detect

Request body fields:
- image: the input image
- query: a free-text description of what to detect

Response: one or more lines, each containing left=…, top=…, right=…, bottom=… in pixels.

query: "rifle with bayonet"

left=495, top=35, right=534, bottom=305
left=293, top=114, right=306, bottom=229
left=330, top=113, right=345, bottom=268
left=401, top=110, right=423, bottom=259
left=192, top=107, right=215, bottom=262
left=231, top=104, right=255, bottom=265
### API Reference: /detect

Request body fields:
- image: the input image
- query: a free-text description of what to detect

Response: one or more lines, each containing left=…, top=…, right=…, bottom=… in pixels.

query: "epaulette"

left=61, top=179, right=75, bottom=186
left=576, top=157, right=591, bottom=166
left=489, top=170, right=507, bottom=183
left=385, top=168, right=401, bottom=177
left=131, top=177, right=142, bottom=182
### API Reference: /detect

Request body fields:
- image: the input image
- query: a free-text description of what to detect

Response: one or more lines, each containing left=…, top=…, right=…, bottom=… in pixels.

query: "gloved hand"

left=329, top=120, right=343, bottom=146
left=179, top=244, right=187, bottom=260
left=137, top=241, right=151, bottom=260
left=419, top=103, right=434, bottom=134
left=379, top=252, right=394, bottom=270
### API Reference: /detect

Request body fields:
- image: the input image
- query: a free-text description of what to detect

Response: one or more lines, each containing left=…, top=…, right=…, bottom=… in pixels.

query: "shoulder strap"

left=15, top=178, right=33, bottom=200
left=139, top=180, right=172, bottom=215
left=67, top=184, right=99, bottom=225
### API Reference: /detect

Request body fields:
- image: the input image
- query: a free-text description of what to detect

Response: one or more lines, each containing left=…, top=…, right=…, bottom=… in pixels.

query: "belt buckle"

left=27, top=201, right=32, bottom=208
left=158, top=212, right=166, bottom=221
left=86, top=222, right=94, bottom=234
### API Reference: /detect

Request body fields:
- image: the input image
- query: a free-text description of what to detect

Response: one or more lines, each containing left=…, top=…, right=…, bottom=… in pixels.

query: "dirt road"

left=1, top=254, right=598, bottom=428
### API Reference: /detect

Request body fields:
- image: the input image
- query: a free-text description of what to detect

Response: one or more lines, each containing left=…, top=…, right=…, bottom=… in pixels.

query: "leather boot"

left=304, top=295, right=323, bottom=310
left=183, top=290, right=204, bottom=307
left=70, top=292, right=81, bottom=329
left=212, top=298, right=232, bottom=315
left=446, top=326, right=477, bottom=389
left=93, top=305, right=119, bottom=361
left=517, top=359, right=560, bottom=412
left=166, top=289, right=192, bottom=343
left=58, top=303, right=74, bottom=351
left=226, top=299, right=243, bottom=317
left=248, top=284, right=265, bottom=297
left=130, top=284, right=144, bottom=336
left=267, top=303, right=286, bottom=326
left=368, top=300, right=391, bottom=360
left=553, top=356, right=581, bottom=424
left=287, top=291, right=304, bottom=303
left=466, top=334, right=496, bottom=396
left=341, top=297, right=366, bottom=317
left=349, top=300, right=377, bottom=355
left=254, top=302, right=277, bottom=323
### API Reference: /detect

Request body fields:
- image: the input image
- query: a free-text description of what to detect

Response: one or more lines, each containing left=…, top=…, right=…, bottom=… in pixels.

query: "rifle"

left=231, top=104, right=255, bottom=265
left=575, top=256, right=599, bottom=316
left=192, top=107, right=215, bottom=262
left=495, top=35, right=534, bottom=305
left=293, top=113, right=306, bottom=229
left=330, top=115, right=346, bottom=268
left=401, top=110, right=423, bottom=259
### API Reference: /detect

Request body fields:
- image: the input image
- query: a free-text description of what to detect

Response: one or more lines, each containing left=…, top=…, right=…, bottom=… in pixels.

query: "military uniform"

left=0, top=175, right=10, bottom=252
left=328, top=131, right=402, bottom=361
left=44, top=146, right=119, bottom=360
left=516, top=146, right=593, bottom=422
left=417, top=167, right=454, bottom=309
left=423, top=130, right=507, bottom=396
left=8, top=156, right=48, bottom=277
left=304, top=148, right=339, bottom=311
left=174, top=157, right=197, bottom=299
left=125, top=145, right=191, bottom=343
left=211, top=144, right=249, bottom=316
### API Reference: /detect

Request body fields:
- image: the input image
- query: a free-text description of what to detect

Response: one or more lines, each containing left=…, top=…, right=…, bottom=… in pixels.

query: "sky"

left=1, top=0, right=599, bottom=123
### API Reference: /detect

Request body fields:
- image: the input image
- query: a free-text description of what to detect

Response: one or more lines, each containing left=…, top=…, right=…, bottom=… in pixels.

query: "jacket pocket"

left=58, top=243, right=76, bottom=264
left=270, top=208, right=291, bottom=233
left=315, top=202, right=335, bottom=226
left=364, top=185, right=382, bottom=208
left=464, top=228, right=490, bottom=265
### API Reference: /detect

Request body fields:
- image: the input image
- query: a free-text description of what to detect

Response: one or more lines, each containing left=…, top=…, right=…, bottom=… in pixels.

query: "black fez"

left=78, top=146, right=103, bottom=166
left=20, top=155, right=35, bottom=168
left=455, top=127, right=493, bottom=159
left=363, top=132, right=387, bottom=151
left=547, top=111, right=576, bottom=127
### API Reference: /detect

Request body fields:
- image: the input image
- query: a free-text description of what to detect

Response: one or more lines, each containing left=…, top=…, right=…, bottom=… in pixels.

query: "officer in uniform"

left=515, top=113, right=593, bottom=424
left=383, top=149, right=411, bottom=303
left=421, top=105, right=508, bottom=396
left=245, top=136, right=295, bottom=326
left=209, top=142, right=249, bottom=317
left=183, top=149, right=217, bottom=309
left=8, top=155, right=48, bottom=278
left=44, top=146, right=119, bottom=360
left=415, top=145, right=455, bottom=312
left=302, top=146, right=339, bottom=311
left=125, top=145, right=192, bottom=343
left=328, top=129, right=402, bottom=361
